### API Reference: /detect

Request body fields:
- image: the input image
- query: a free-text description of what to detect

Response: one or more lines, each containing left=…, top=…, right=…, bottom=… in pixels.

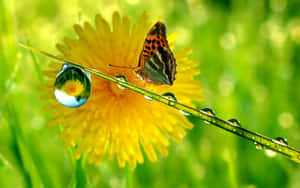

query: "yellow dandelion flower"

left=40, top=12, right=203, bottom=168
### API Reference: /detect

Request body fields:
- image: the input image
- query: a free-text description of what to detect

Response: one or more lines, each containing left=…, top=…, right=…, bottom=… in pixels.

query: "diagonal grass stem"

left=19, top=43, right=300, bottom=164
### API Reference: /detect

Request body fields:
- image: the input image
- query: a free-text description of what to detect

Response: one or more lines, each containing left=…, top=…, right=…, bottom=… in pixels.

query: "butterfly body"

left=135, top=22, right=176, bottom=85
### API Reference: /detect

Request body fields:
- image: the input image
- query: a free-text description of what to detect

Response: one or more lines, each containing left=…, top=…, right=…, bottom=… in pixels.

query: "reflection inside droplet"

left=54, top=64, right=91, bottom=108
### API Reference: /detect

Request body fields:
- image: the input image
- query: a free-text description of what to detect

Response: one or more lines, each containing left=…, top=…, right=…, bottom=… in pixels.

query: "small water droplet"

left=228, top=119, right=241, bottom=126
left=201, top=108, right=216, bottom=116
left=204, top=120, right=210, bottom=124
left=54, top=64, right=91, bottom=108
left=265, top=149, right=277, bottom=157
left=274, top=137, right=288, bottom=145
left=179, top=110, right=191, bottom=116
left=144, top=95, right=153, bottom=100
left=115, top=75, right=128, bottom=89
left=162, top=92, right=177, bottom=102
left=254, top=142, right=264, bottom=150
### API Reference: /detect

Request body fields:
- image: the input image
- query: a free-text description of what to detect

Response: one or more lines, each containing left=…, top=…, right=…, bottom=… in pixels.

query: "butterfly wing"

left=137, top=22, right=176, bottom=85
left=141, top=46, right=176, bottom=85
left=138, top=22, right=169, bottom=67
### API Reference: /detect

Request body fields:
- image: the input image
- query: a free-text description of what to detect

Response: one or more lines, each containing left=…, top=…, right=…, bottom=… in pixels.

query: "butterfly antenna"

left=108, top=64, right=136, bottom=69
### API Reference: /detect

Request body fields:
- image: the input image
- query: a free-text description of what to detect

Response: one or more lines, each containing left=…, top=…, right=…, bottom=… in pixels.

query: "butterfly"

left=135, top=21, right=176, bottom=85
left=110, top=21, right=176, bottom=85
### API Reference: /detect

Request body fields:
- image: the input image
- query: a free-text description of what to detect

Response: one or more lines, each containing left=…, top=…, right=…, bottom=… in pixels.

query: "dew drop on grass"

left=54, top=64, right=91, bottom=108
left=162, top=92, right=177, bottom=107
left=179, top=110, right=191, bottom=116
left=201, top=108, right=216, bottom=116
left=144, top=95, right=153, bottom=100
left=162, top=92, right=177, bottom=103
left=203, top=120, right=210, bottom=124
left=254, top=142, right=265, bottom=150
left=201, top=108, right=215, bottom=124
left=162, top=92, right=177, bottom=102
left=228, top=118, right=241, bottom=127
left=274, top=137, right=288, bottom=145
left=115, top=75, right=128, bottom=89
left=265, top=149, right=277, bottom=158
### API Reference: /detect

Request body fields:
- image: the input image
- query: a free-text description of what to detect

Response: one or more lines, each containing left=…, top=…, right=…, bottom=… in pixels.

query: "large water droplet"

left=201, top=108, right=216, bottom=116
left=115, top=75, right=128, bottom=89
left=162, top=92, right=177, bottom=102
left=228, top=119, right=241, bottom=126
left=54, top=64, right=91, bottom=108
left=274, top=137, right=288, bottom=145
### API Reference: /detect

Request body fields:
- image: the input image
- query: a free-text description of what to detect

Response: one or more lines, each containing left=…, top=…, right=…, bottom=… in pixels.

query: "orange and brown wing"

left=138, top=22, right=169, bottom=68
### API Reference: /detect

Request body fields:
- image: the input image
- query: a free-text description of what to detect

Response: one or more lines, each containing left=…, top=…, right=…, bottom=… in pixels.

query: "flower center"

left=109, top=81, right=124, bottom=97
left=61, top=80, right=84, bottom=96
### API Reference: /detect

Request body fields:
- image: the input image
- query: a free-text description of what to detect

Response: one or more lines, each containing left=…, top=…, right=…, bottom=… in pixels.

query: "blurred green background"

left=1, top=0, right=300, bottom=187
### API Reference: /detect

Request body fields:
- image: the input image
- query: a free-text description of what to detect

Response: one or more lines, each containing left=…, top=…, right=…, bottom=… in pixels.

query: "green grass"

left=1, top=0, right=300, bottom=187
